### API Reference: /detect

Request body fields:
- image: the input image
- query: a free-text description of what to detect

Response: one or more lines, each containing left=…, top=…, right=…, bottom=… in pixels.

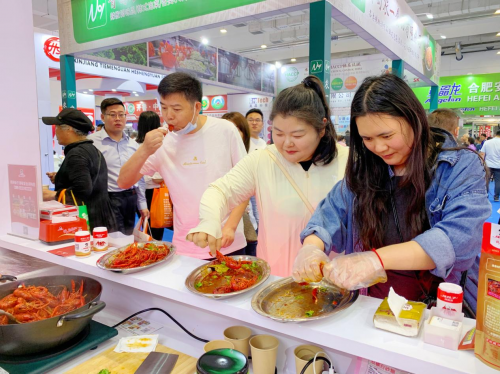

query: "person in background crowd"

left=480, top=130, right=500, bottom=202
left=337, top=135, right=347, bottom=147
left=96, top=123, right=104, bottom=132
left=187, top=76, right=349, bottom=277
left=480, top=133, right=487, bottom=150
left=222, top=112, right=251, bottom=152
left=427, top=108, right=459, bottom=139
left=130, top=131, right=138, bottom=140
left=344, top=130, right=351, bottom=146
left=245, top=108, right=267, bottom=231
left=136, top=111, right=171, bottom=240
left=118, top=72, right=248, bottom=259
left=42, top=108, right=117, bottom=232
left=246, top=108, right=267, bottom=153
left=487, top=136, right=493, bottom=140
left=221, top=112, right=258, bottom=257
left=293, top=74, right=490, bottom=302
left=475, top=137, right=482, bottom=151
left=467, top=137, right=477, bottom=151
left=88, top=98, right=148, bottom=235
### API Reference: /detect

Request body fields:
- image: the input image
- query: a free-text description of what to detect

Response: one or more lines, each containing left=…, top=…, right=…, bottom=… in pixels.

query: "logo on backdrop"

left=44, top=37, right=60, bottom=62
left=211, top=96, right=225, bottom=110
left=285, top=67, right=300, bottom=82
left=86, top=0, right=107, bottom=29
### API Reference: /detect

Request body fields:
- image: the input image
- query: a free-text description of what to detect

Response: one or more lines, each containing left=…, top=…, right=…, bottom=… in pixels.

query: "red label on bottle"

left=75, top=235, right=90, bottom=243
left=437, top=288, right=463, bottom=303
left=94, top=232, right=107, bottom=239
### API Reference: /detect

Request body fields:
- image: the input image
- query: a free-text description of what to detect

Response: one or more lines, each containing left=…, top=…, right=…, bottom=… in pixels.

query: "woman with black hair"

left=136, top=111, right=169, bottom=240
left=187, top=76, right=348, bottom=276
left=293, top=74, right=491, bottom=302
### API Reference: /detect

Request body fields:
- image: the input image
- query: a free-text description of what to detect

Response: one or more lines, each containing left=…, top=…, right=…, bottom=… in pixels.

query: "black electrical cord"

left=111, top=307, right=209, bottom=343
left=300, top=357, right=332, bottom=374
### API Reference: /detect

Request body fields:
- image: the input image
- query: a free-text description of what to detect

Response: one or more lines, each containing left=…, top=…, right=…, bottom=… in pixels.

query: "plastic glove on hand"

left=322, top=251, right=387, bottom=290
left=292, top=244, right=330, bottom=283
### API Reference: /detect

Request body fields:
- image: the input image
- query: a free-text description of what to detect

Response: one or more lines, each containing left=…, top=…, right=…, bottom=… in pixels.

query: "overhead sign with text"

left=413, top=73, right=500, bottom=115
left=72, top=0, right=263, bottom=43
left=329, top=0, right=441, bottom=85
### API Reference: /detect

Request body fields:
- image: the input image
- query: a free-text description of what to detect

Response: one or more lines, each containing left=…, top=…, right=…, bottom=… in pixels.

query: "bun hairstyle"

left=270, top=75, right=337, bottom=165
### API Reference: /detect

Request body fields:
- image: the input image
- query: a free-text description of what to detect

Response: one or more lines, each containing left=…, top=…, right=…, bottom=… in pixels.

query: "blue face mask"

left=173, top=108, right=197, bottom=135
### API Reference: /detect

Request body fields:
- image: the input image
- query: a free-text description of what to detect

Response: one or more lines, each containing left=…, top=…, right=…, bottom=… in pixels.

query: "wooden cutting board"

left=64, top=344, right=197, bottom=374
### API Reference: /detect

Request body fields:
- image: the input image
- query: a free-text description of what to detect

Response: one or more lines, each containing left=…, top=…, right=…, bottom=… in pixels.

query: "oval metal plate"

left=251, top=277, right=358, bottom=323
left=185, top=255, right=271, bottom=299
left=96, top=241, right=176, bottom=274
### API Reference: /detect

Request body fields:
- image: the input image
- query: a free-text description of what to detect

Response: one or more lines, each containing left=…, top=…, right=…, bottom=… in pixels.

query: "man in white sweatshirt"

left=118, top=73, right=248, bottom=258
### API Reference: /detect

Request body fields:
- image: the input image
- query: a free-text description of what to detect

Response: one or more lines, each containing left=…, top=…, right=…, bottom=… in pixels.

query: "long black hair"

left=347, top=74, right=434, bottom=249
left=270, top=75, right=337, bottom=165
left=136, top=111, right=161, bottom=144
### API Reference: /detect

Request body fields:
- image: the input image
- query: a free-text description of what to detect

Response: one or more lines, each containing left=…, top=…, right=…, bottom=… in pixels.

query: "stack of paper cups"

left=436, top=282, right=463, bottom=313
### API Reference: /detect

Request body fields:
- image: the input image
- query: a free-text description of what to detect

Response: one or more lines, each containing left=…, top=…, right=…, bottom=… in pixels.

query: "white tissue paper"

left=114, top=334, right=159, bottom=353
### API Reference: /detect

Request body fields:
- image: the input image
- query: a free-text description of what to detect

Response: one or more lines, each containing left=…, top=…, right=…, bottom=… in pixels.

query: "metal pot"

left=0, top=275, right=105, bottom=356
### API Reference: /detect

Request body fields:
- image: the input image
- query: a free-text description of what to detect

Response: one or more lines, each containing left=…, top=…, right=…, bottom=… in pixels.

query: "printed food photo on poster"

left=218, top=49, right=262, bottom=91
left=148, top=36, right=217, bottom=81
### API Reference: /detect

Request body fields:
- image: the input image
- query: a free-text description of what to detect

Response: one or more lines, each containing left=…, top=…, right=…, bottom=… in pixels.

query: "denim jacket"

left=300, top=133, right=492, bottom=284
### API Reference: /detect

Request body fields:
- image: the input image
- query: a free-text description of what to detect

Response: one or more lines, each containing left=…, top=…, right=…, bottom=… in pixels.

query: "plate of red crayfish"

left=185, top=251, right=271, bottom=299
left=96, top=241, right=176, bottom=274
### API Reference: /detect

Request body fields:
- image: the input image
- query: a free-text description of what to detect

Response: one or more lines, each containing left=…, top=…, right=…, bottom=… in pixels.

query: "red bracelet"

left=371, top=248, right=385, bottom=268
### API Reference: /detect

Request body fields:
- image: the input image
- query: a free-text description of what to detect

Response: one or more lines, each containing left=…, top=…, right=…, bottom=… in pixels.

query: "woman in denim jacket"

left=293, top=74, right=491, bottom=301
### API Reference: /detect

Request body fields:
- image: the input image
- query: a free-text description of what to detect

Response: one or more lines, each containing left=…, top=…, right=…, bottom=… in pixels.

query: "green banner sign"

left=72, top=0, right=263, bottom=44
left=413, top=73, right=500, bottom=115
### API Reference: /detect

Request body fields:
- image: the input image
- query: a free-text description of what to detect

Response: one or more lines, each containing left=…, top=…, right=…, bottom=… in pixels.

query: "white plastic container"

left=75, top=230, right=91, bottom=257
left=436, top=282, right=463, bottom=313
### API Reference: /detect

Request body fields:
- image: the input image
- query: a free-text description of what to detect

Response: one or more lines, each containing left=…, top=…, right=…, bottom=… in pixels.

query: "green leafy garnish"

left=295, top=295, right=304, bottom=300
left=221, top=261, right=226, bottom=265
left=305, top=310, right=314, bottom=317
left=258, top=275, right=262, bottom=281
left=251, top=261, right=258, bottom=268
left=213, top=264, right=229, bottom=273
left=98, top=369, right=111, bottom=374
left=241, top=264, right=251, bottom=270
left=195, top=282, right=203, bottom=289
left=224, top=276, right=232, bottom=280
left=319, top=287, right=329, bottom=293
left=212, top=275, right=218, bottom=279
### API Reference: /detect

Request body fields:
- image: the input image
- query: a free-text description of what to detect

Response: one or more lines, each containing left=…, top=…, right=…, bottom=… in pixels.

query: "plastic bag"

left=150, top=183, right=173, bottom=228
left=133, top=217, right=152, bottom=243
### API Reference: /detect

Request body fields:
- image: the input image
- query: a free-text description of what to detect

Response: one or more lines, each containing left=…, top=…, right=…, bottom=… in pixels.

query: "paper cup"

left=203, top=340, right=235, bottom=353
left=224, top=326, right=252, bottom=357
left=294, top=345, right=325, bottom=374
left=249, top=335, right=279, bottom=374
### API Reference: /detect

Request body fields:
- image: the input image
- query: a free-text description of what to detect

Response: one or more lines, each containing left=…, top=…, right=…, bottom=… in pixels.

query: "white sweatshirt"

left=189, top=144, right=349, bottom=277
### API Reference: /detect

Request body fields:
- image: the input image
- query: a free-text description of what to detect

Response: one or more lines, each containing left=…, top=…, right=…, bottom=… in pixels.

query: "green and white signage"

left=72, top=0, right=263, bottom=43
left=413, top=73, right=500, bottom=115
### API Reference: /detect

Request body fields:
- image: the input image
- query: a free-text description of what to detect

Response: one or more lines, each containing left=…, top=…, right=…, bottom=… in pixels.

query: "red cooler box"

left=39, top=217, right=88, bottom=245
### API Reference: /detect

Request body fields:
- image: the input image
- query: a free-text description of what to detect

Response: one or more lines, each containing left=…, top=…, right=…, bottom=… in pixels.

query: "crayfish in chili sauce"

left=0, top=280, right=85, bottom=325
left=194, top=251, right=263, bottom=295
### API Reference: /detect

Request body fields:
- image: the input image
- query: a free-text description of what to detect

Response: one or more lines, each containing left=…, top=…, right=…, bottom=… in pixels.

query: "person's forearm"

left=377, top=241, right=436, bottom=271
left=303, top=235, right=325, bottom=251
left=118, top=147, right=149, bottom=189
left=223, top=200, right=249, bottom=230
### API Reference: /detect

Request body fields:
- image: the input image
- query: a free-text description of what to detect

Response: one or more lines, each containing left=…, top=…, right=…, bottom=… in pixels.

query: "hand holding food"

left=142, top=128, right=168, bottom=156
left=322, top=251, right=387, bottom=290
left=186, top=231, right=221, bottom=256
left=292, top=244, right=330, bottom=283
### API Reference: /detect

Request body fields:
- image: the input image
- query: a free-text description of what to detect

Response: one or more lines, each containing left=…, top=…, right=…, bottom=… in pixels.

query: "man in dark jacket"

left=42, top=109, right=117, bottom=232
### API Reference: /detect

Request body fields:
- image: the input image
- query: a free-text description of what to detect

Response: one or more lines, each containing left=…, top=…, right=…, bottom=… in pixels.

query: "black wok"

left=0, top=275, right=105, bottom=356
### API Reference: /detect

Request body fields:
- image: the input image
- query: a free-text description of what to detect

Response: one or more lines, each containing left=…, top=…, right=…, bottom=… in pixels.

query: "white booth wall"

left=0, top=3, right=42, bottom=235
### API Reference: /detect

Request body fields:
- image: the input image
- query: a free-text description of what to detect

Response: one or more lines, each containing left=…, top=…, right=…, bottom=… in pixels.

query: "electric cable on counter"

left=111, top=307, right=209, bottom=343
